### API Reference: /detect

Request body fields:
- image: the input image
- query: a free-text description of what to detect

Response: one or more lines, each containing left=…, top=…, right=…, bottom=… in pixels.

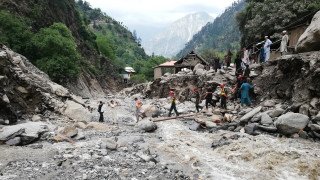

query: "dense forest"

left=236, top=0, right=320, bottom=47
left=176, top=0, right=247, bottom=60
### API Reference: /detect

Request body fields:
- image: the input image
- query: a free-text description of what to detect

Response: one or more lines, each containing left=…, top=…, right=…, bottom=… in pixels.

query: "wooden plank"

left=151, top=113, right=196, bottom=122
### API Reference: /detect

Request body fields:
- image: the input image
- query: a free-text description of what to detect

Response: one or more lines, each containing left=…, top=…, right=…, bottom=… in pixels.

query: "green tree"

left=0, top=11, right=33, bottom=56
left=96, top=34, right=115, bottom=59
left=30, top=23, right=81, bottom=82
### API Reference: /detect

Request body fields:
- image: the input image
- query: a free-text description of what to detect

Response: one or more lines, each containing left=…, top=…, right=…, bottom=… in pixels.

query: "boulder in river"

left=275, top=112, right=309, bottom=136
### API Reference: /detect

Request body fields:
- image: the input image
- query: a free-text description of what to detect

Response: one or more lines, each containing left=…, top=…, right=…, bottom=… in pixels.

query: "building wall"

left=154, top=67, right=162, bottom=79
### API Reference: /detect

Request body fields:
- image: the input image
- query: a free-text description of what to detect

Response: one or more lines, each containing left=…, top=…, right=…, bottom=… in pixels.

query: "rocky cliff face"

left=0, top=46, right=78, bottom=124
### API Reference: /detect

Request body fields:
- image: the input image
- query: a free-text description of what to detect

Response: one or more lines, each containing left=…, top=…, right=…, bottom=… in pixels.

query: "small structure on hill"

left=153, top=61, right=176, bottom=79
left=121, top=67, right=135, bottom=83
left=174, top=51, right=209, bottom=73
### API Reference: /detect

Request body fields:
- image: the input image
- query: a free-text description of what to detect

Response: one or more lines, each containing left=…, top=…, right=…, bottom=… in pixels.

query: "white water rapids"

left=149, top=120, right=320, bottom=180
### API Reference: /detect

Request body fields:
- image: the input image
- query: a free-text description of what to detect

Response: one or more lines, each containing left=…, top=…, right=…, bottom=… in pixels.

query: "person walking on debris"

left=259, top=42, right=265, bottom=63
left=203, top=85, right=216, bottom=110
left=214, top=55, right=220, bottom=72
left=168, top=91, right=179, bottom=117
left=235, top=54, right=242, bottom=73
left=219, top=84, right=228, bottom=109
left=134, top=98, right=143, bottom=122
left=244, top=64, right=250, bottom=78
left=227, top=49, right=233, bottom=68
left=193, top=88, right=202, bottom=113
left=98, top=101, right=106, bottom=122
left=109, top=100, right=118, bottom=124
left=264, top=36, right=272, bottom=62
left=280, top=30, right=289, bottom=56
left=240, top=79, right=255, bottom=106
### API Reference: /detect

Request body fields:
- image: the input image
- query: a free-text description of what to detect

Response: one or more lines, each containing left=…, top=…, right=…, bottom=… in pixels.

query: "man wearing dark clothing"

left=244, top=64, right=250, bottom=78
left=220, top=84, right=228, bottom=109
left=227, top=50, right=233, bottom=67
left=235, top=67, right=243, bottom=77
left=259, top=42, right=265, bottom=63
left=98, top=101, right=105, bottom=122
left=168, top=91, right=179, bottom=117
left=194, top=88, right=202, bottom=113
left=235, top=54, right=242, bottom=72
left=214, top=57, right=220, bottom=72
left=204, top=87, right=216, bottom=110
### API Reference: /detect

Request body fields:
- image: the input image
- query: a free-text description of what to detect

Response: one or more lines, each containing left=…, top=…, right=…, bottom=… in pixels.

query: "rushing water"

left=150, top=120, right=320, bottom=180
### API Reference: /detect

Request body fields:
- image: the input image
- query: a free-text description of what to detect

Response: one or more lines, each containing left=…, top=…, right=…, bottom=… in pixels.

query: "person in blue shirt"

left=240, top=78, right=255, bottom=106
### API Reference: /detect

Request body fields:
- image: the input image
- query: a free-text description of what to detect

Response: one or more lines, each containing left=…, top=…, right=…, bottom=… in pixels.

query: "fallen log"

left=151, top=113, right=196, bottom=122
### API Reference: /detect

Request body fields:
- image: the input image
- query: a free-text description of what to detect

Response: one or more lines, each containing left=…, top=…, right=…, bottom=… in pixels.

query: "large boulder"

left=0, top=122, right=48, bottom=145
left=137, top=120, right=157, bottom=132
left=296, top=11, right=320, bottom=53
left=63, top=100, right=93, bottom=121
left=240, top=106, right=262, bottom=123
left=275, top=112, right=309, bottom=135
left=260, top=113, right=273, bottom=125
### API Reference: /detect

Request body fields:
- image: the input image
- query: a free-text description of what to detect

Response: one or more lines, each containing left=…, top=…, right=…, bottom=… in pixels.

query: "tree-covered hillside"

left=236, top=0, right=320, bottom=47
left=176, top=1, right=247, bottom=59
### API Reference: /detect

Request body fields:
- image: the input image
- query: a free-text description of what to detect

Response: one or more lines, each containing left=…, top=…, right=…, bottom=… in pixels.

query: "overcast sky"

left=85, top=0, right=236, bottom=40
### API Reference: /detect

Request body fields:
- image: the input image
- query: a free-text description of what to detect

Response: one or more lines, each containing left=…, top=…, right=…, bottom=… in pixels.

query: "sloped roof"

left=175, top=51, right=209, bottom=65
left=158, top=61, right=176, bottom=67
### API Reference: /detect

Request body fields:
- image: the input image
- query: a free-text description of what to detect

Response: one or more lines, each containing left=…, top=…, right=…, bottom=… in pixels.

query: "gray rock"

left=5, top=137, right=21, bottom=146
left=117, top=136, right=144, bottom=147
left=268, top=108, right=284, bottom=118
left=260, top=114, right=273, bottom=125
left=256, top=125, right=277, bottom=133
left=0, top=126, right=25, bottom=141
left=275, top=112, right=309, bottom=135
left=251, top=113, right=262, bottom=123
left=205, top=121, right=217, bottom=128
left=296, top=11, right=320, bottom=53
left=240, top=106, right=262, bottom=123
left=2, top=94, right=10, bottom=103
left=244, top=123, right=258, bottom=135
left=299, top=131, right=309, bottom=139
left=0, top=122, right=48, bottom=145
left=31, top=115, right=42, bottom=122
left=310, top=97, right=319, bottom=109
left=101, top=138, right=117, bottom=150
left=189, top=122, right=201, bottom=131
left=211, top=136, right=230, bottom=150
left=263, top=100, right=276, bottom=107
left=137, top=120, right=157, bottom=132
left=59, top=126, right=78, bottom=138
left=299, top=104, right=310, bottom=116
left=309, top=124, right=320, bottom=132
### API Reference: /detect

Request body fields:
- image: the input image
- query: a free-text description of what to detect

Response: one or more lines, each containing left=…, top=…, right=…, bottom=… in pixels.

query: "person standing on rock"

left=264, top=36, right=272, bottom=61
left=220, top=84, right=228, bottom=109
left=259, top=42, right=265, bottom=63
left=134, top=98, right=143, bottom=122
left=98, top=101, right=106, bottom=122
left=203, top=86, right=216, bottom=111
left=193, top=88, right=202, bottom=113
left=214, top=55, right=220, bottom=72
left=235, top=54, right=242, bottom=73
left=240, top=79, right=255, bottom=106
left=244, top=64, right=250, bottom=78
left=280, top=31, right=289, bottom=56
left=168, top=91, right=179, bottom=117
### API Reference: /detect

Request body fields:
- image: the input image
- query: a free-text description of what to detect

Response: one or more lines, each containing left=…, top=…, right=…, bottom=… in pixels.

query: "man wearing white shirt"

left=264, top=36, right=272, bottom=61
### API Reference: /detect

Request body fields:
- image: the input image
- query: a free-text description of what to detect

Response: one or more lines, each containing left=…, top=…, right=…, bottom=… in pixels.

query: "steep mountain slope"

left=0, top=0, right=147, bottom=97
left=176, top=1, right=247, bottom=58
left=143, top=12, right=213, bottom=58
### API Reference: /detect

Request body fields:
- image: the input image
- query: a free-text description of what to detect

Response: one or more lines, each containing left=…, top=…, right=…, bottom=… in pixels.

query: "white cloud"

left=85, top=0, right=236, bottom=26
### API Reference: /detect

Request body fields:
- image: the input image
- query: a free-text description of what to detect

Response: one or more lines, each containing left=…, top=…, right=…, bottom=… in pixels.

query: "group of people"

left=97, top=100, right=118, bottom=123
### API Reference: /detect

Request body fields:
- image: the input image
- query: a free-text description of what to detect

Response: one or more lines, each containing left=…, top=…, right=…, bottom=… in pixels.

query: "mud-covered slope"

left=254, top=52, right=320, bottom=113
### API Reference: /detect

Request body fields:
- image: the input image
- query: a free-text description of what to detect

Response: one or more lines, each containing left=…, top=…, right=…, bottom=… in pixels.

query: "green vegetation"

left=176, top=1, right=247, bottom=59
left=0, top=11, right=33, bottom=57
left=236, top=0, right=320, bottom=47
left=133, top=56, right=168, bottom=81
left=30, top=23, right=81, bottom=82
